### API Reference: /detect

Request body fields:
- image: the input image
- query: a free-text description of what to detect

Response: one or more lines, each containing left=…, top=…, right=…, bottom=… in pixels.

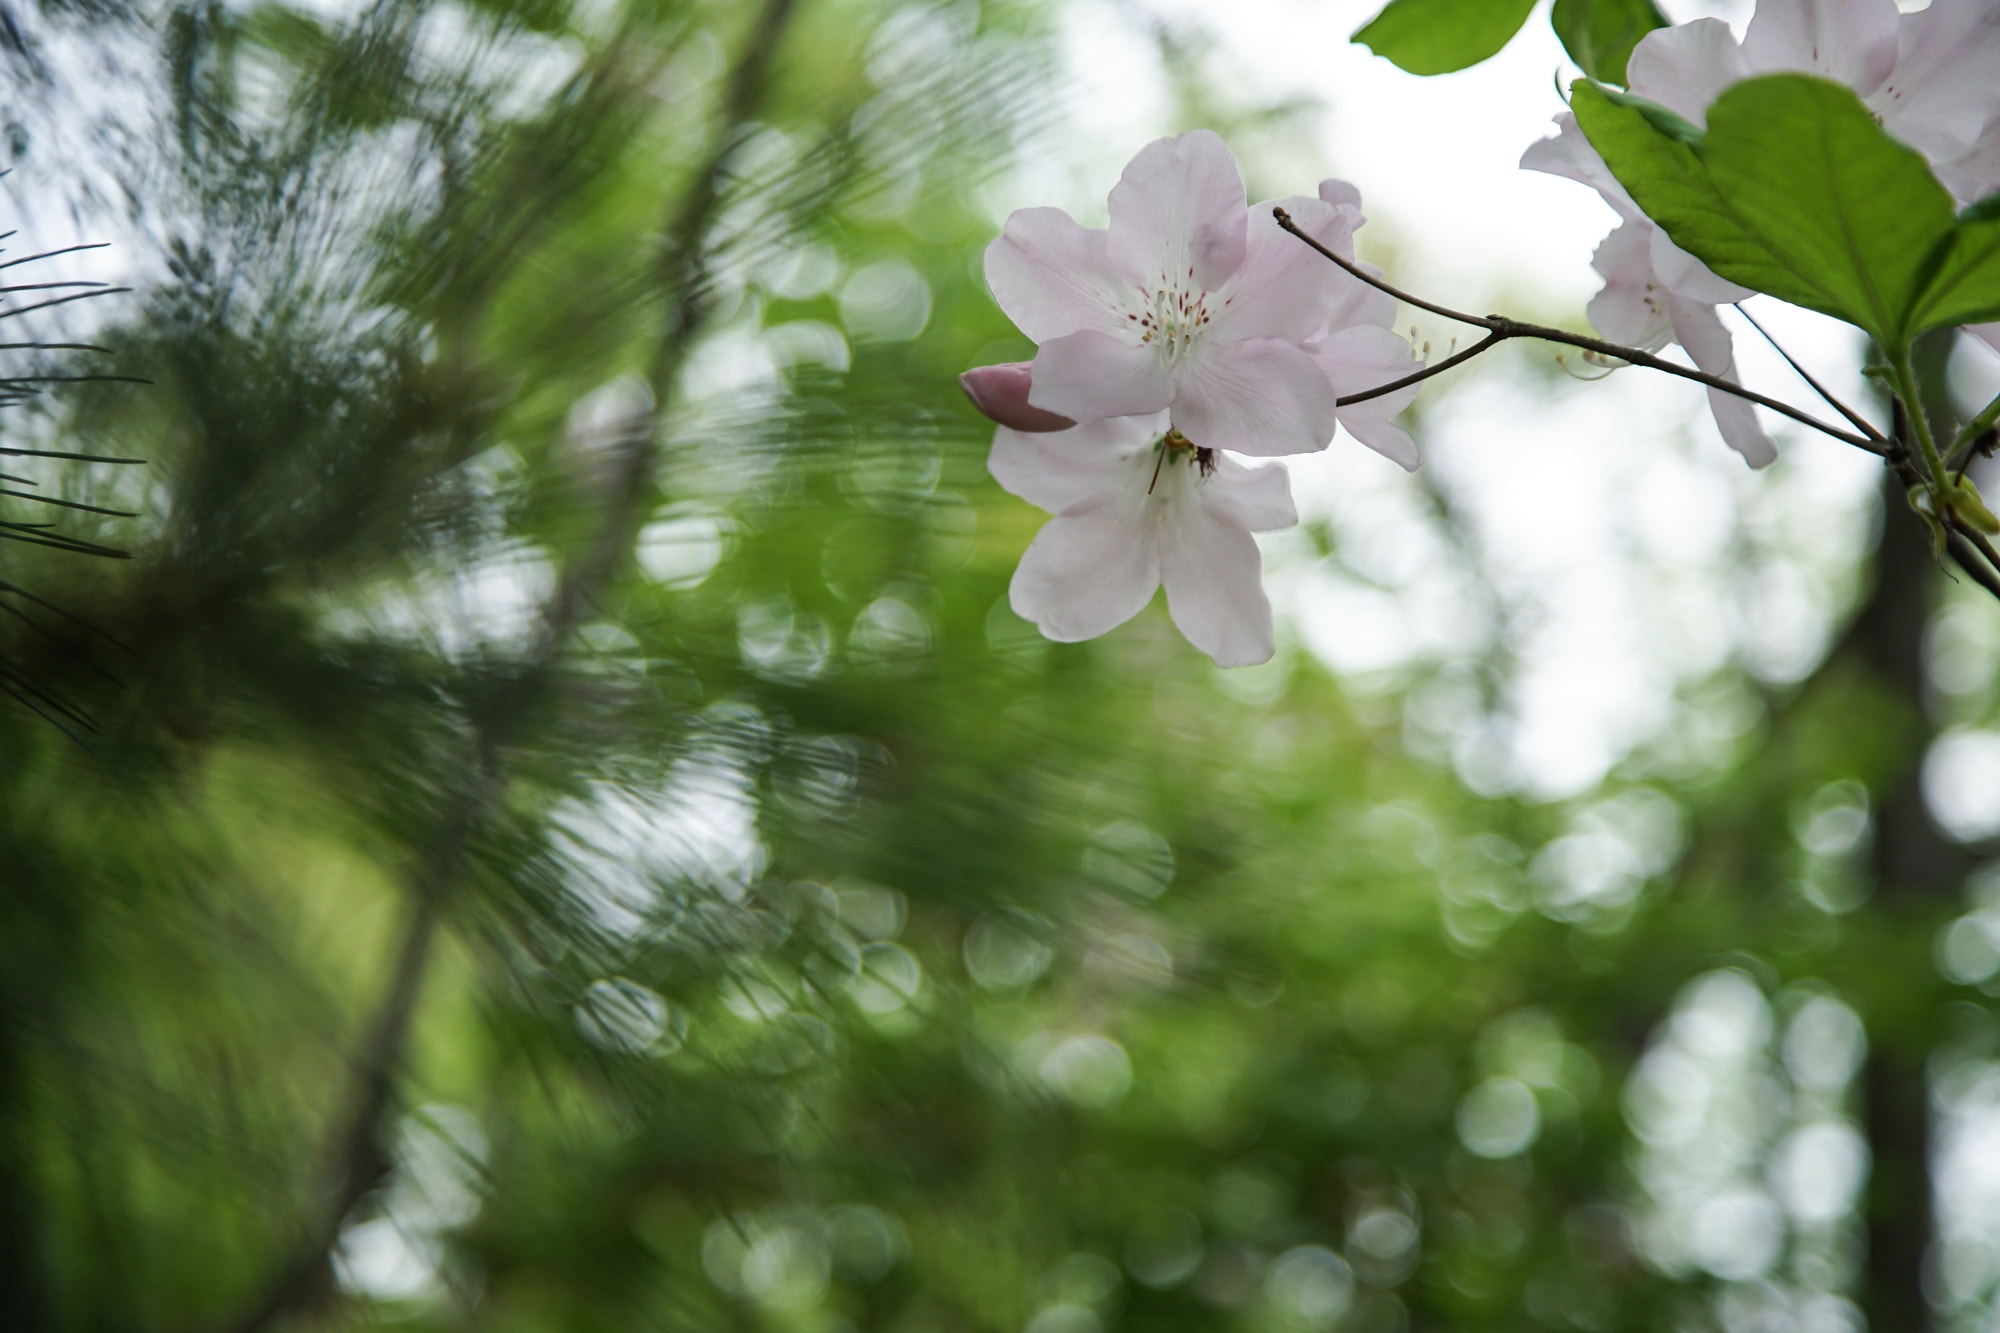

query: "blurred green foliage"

left=0, top=1, right=1990, bottom=1332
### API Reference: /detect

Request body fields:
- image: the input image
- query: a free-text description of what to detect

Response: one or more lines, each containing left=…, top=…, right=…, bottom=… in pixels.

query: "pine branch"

left=206, top=4, right=803, bottom=1328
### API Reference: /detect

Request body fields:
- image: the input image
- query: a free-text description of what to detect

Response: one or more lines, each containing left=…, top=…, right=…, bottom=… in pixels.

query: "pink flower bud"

left=958, top=362, right=1076, bottom=433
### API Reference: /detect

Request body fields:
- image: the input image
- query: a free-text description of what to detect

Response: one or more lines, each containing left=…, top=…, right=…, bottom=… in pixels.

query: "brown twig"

left=1728, top=303, right=1889, bottom=446
left=1335, top=330, right=1502, bottom=408
left=1275, top=208, right=1882, bottom=453
left=1946, top=523, right=2000, bottom=601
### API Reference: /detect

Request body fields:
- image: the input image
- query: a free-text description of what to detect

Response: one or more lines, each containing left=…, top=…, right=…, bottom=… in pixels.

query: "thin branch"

left=0, top=242, right=110, bottom=270
left=0, top=280, right=110, bottom=293
left=1949, top=511, right=2000, bottom=584
left=0, top=676, right=89, bottom=746
left=1273, top=208, right=1880, bottom=453
left=0, top=489, right=138, bottom=517
left=0, top=341, right=115, bottom=353
left=0, top=656, right=97, bottom=731
left=1729, top=303, right=1887, bottom=444
left=0, top=447, right=147, bottom=463
left=1946, top=525, right=2000, bottom=601
left=0, top=596, right=127, bottom=690
left=0, top=374, right=153, bottom=386
left=208, top=4, right=802, bottom=1330
left=0, top=580, right=138, bottom=656
left=0, top=287, right=132, bottom=320
left=1884, top=417, right=2000, bottom=606
left=1337, top=330, right=1501, bottom=408
left=0, top=524, right=130, bottom=557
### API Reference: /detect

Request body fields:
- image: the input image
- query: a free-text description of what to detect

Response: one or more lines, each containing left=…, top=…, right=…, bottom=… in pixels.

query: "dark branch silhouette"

left=1273, top=207, right=1882, bottom=453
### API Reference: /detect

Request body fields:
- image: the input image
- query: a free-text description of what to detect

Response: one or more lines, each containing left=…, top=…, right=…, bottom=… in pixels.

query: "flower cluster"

left=1524, top=0, right=2000, bottom=467
left=963, top=132, right=1419, bottom=667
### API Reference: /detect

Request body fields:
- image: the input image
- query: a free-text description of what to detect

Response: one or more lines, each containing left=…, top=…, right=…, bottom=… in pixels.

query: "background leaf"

left=1351, top=0, right=1537, bottom=75
left=1551, top=0, right=1667, bottom=85
left=1574, top=74, right=1955, bottom=350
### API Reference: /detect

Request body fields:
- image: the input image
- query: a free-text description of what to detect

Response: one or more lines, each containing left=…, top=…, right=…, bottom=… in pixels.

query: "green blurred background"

left=3, top=0, right=2000, bottom=1330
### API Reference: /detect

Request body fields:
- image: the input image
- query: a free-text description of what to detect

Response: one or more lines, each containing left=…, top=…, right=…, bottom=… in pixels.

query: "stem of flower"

left=1885, top=447, right=2000, bottom=598
left=1948, top=389, right=2000, bottom=471
left=1888, top=350, right=1951, bottom=488
left=1273, top=207, right=1883, bottom=454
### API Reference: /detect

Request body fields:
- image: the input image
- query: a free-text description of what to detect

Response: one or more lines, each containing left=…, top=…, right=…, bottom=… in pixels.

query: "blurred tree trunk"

left=1853, top=328, right=1971, bottom=1333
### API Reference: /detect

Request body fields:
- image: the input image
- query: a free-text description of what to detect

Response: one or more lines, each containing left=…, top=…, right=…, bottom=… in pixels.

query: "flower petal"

left=1201, top=454, right=1298, bottom=532
left=1668, top=296, right=1778, bottom=468
left=1158, top=496, right=1276, bottom=667
left=1968, top=322, right=2000, bottom=357
left=1317, top=178, right=1363, bottom=211
left=988, top=413, right=1165, bottom=516
left=1742, top=0, right=1898, bottom=95
left=1627, top=19, right=1751, bottom=126
left=1172, top=336, right=1339, bottom=458
left=1649, top=226, right=1755, bottom=304
left=1939, top=117, right=2000, bottom=205
left=1587, top=221, right=1674, bottom=350
left=1873, top=0, right=2000, bottom=162
left=1318, top=260, right=1397, bottom=335
left=1520, top=114, right=1639, bottom=217
left=1312, top=183, right=1378, bottom=328
left=1314, top=325, right=1423, bottom=470
left=960, top=363, right=1079, bottom=432
left=1106, top=130, right=1249, bottom=293
left=1029, top=329, right=1175, bottom=423
left=1008, top=494, right=1161, bottom=644
left=1208, top=195, right=1354, bottom=345
left=985, top=207, right=1127, bottom=343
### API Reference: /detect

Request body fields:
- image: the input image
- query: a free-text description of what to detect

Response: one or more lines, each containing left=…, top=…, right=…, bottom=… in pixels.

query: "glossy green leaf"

left=1351, top=0, right=1537, bottom=75
left=1574, top=74, right=1956, bottom=351
left=1911, top=195, right=2000, bottom=333
left=1591, top=81, right=1702, bottom=144
left=1551, top=0, right=1667, bottom=85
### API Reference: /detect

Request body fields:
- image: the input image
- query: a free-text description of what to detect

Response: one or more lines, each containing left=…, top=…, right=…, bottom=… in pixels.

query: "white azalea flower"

left=1627, top=0, right=2000, bottom=191
left=982, top=130, right=1383, bottom=458
left=1523, top=115, right=1776, bottom=468
left=989, top=411, right=1296, bottom=667
left=1523, top=0, right=2000, bottom=467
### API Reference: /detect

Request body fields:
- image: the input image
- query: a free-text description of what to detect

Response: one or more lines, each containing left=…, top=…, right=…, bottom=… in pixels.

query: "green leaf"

left=1963, top=189, right=2000, bottom=226
left=1551, top=0, right=1667, bottom=85
left=1912, top=210, right=2000, bottom=332
left=1351, top=0, right=1538, bottom=75
left=1574, top=74, right=1956, bottom=351
left=1590, top=83, right=1702, bottom=145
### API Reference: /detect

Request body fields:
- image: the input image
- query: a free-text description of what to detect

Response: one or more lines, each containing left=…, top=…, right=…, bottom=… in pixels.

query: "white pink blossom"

left=971, top=137, right=1424, bottom=665
left=1523, top=0, right=2000, bottom=466
left=989, top=411, right=1296, bottom=668
left=981, top=130, right=1386, bottom=458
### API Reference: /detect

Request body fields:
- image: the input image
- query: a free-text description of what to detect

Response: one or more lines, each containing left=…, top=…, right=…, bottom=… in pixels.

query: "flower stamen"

left=1135, top=281, right=1213, bottom=364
